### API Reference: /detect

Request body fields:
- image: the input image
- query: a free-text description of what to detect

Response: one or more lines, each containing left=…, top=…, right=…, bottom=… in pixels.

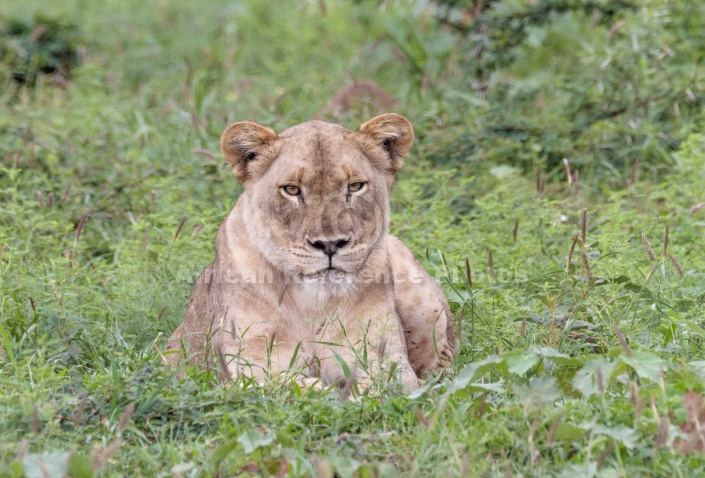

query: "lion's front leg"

left=387, top=236, right=456, bottom=376
left=215, top=325, right=314, bottom=385
left=395, top=281, right=456, bottom=376
left=315, top=311, right=419, bottom=392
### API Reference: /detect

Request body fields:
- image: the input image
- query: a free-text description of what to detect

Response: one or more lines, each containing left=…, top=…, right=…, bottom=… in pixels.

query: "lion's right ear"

left=220, top=121, right=278, bottom=184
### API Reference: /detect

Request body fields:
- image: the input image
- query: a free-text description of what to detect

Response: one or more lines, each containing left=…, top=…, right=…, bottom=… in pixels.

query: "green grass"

left=1, top=0, right=705, bottom=476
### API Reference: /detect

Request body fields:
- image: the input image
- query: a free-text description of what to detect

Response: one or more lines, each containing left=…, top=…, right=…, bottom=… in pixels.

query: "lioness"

left=166, top=114, right=455, bottom=391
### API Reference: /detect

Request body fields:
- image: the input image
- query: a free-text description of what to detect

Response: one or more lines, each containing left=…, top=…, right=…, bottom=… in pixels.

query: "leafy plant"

left=426, top=0, right=705, bottom=185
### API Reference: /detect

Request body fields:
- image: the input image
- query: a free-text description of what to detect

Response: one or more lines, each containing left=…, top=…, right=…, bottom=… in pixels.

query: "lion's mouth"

left=306, top=267, right=343, bottom=277
left=301, top=266, right=355, bottom=280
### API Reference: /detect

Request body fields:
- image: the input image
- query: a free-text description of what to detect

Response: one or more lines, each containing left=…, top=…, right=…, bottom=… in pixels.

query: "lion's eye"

left=282, top=185, right=301, bottom=196
left=347, top=182, right=366, bottom=193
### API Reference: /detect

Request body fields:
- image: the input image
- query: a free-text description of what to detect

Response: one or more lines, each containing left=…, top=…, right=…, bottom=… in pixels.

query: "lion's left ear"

left=357, top=113, right=414, bottom=174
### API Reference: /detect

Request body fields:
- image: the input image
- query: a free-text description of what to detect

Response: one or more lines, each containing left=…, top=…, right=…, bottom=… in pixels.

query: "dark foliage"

left=0, top=14, right=81, bottom=86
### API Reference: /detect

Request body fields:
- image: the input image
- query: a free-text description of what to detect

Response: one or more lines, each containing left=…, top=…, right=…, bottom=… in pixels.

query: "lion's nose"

left=307, top=238, right=350, bottom=257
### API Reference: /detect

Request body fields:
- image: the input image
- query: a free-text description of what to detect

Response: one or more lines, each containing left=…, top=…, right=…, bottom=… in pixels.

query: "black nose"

left=307, top=238, right=350, bottom=256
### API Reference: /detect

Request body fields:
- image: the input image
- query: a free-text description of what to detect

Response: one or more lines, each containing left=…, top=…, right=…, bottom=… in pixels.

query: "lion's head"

left=219, top=114, right=413, bottom=289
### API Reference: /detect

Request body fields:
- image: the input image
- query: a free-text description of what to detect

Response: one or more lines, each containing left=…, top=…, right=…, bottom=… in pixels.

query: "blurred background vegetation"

left=3, top=0, right=703, bottom=181
left=1, top=0, right=704, bottom=476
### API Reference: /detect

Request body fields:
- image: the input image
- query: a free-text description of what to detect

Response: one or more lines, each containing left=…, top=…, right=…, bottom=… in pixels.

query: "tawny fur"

left=165, top=114, right=455, bottom=391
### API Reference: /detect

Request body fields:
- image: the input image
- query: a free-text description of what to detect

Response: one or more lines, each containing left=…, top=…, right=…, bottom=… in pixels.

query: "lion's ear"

left=220, top=121, right=278, bottom=183
left=357, top=113, right=414, bottom=174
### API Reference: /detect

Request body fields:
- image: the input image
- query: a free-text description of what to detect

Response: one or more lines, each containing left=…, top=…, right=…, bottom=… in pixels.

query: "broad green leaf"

left=22, top=451, right=71, bottom=478
left=445, top=287, right=471, bottom=304
left=621, top=351, right=666, bottom=382
left=536, top=347, right=585, bottom=367
left=558, top=462, right=597, bottom=478
left=238, top=428, right=275, bottom=455
left=376, top=463, right=397, bottom=478
left=328, top=456, right=360, bottom=478
left=515, top=376, right=561, bottom=404
left=593, top=425, right=639, bottom=450
left=555, top=422, right=585, bottom=441
left=210, top=438, right=239, bottom=470
left=446, top=355, right=503, bottom=393
left=463, top=382, right=505, bottom=394
left=506, top=350, right=540, bottom=377
left=276, top=430, right=296, bottom=448
left=572, top=359, right=615, bottom=397
left=407, top=374, right=442, bottom=399
left=67, top=453, right=94, bottom=478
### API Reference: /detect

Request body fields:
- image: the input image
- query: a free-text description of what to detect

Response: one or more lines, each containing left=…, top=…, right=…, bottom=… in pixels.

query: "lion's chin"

left=302, top=268, right=356, bottom=283
left=297, top=269, right=357, bottom=302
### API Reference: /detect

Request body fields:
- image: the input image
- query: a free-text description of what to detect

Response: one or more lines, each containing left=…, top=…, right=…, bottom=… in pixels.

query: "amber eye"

left=282, top=185, right=301, bottom=196
left=347, top=182, right=365, bottom=193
